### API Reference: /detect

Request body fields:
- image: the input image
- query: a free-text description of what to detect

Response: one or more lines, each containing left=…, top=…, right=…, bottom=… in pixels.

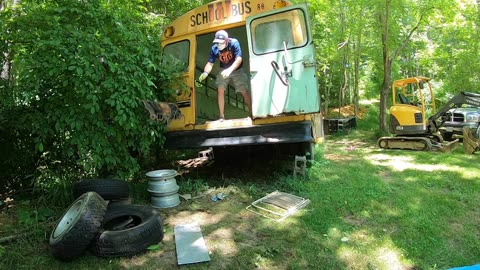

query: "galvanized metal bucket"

left=146, top=169, right=180, bottom=208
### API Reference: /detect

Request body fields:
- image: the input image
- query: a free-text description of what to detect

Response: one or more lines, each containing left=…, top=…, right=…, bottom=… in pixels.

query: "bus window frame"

left=248, top=8, right=309, bottom=56
left=162, top=39, right=191, bottom=72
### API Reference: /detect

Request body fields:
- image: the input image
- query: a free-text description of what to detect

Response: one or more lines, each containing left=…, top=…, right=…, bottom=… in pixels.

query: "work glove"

left=199, top=72, right=208, bottom=82
left=221, top=69, right=232, bottom=79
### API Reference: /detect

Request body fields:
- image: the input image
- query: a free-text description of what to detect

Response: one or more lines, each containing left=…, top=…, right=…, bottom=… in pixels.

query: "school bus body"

left=160, top=0, right=323, bottom=154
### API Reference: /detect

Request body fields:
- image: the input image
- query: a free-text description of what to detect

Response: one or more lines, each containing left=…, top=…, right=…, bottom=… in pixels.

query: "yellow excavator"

left=377, top=76, right=480, bottom=151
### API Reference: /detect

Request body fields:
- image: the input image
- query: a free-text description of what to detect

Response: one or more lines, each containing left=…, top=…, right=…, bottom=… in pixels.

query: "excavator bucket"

left=437, top=139, right=459, bottom=153
left=463, top=127, right=479, bottom=154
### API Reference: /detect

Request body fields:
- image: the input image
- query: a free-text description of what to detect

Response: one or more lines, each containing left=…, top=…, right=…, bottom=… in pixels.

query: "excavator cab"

left=389, top=76, right=436, bottom=136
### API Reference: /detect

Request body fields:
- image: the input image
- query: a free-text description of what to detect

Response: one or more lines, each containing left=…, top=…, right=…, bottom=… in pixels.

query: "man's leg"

left=230, top=69, right=252, bottom=116
left=217, top=87, right=225, bottom=119
left=215, top=72, right=228, bottom=120
left=241, top=90, right=252, bottom=114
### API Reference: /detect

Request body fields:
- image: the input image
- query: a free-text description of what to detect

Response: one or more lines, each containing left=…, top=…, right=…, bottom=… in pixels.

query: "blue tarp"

left=449, top=264, right=480, bottom=270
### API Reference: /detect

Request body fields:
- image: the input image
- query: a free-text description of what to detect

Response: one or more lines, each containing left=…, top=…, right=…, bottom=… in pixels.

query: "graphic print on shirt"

left=219, top=50, right=233, bottom=66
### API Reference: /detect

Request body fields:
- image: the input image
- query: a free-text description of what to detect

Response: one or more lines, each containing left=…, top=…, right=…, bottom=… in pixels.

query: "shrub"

left=0, top=0, right=181, bottom=205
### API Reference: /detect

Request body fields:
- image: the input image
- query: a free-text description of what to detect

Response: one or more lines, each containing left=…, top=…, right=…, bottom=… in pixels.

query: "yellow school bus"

left=160, top=0, right=323, bottom=158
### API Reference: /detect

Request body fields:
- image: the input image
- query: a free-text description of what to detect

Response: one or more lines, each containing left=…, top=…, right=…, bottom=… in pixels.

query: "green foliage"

left=0, top=0, right=183, bottom=205
left=245, top=182, right=260, bottom=197
left=309, top=0, right=478, bottom=124
left=34, top=156, right=76, bottom=207
left=146, top=244, right=160, bottom=251
left=0, top=107, right=39, bottom=195
left=358, top=104, right=381, bottom=132
left=271, top=175, right=307, bottom=194
left=178, top=178, right=209, bottom=195
left=16, top=201, right=54, bottom=227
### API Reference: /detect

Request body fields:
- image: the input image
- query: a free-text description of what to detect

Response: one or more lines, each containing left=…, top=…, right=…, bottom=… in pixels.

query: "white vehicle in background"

left=439, top=106, right=480, bottom=141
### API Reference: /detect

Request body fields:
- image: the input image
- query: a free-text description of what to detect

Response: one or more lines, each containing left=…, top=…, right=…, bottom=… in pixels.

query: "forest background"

left=0, top=0, right=479, bottom=204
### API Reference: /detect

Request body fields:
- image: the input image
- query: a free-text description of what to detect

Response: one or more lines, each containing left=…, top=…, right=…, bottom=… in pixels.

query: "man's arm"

left=199, top=62, right=214, bottom=82
left=204, top=62, right=214, bottom=74
left=221, top=56, right=242, bottom=78
left=229, top=57, right=243, bottom=71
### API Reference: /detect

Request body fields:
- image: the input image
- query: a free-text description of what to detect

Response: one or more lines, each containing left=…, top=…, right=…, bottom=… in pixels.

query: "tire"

left=50, top=192, right=107, bottom=261
left=108, top=197, right=133, bottom=207
left=90, top=204, right=164, bottom=257
left=73, top=179, right=130, bottom=200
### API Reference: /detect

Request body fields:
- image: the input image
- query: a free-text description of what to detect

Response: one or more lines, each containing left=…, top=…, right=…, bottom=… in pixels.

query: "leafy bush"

left=357, top=104, right=382, bottom=134
left=0, top=0, right=181, bottom=205
left=178, top=178, right=209, bottom=196
left=0, top=107, right=39, bottom=195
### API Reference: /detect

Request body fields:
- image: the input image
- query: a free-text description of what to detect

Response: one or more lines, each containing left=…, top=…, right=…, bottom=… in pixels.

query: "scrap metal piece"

left=174, top=224, right=210, bottom=265
left=246, top=190, right=310, bottom=222
left=142, top=100, right=182, bottom=123
left=293, top=155, right=307, bottom=177
left=198, top=148, right=214, bottom=160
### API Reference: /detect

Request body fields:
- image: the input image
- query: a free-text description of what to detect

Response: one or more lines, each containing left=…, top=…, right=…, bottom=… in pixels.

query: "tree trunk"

left=1, top=0, right=20, bottom=80
left=340, top=51, right=347, bottom=112
left=379, top=0, right=425, bottom=133
left=338, top=1, right=347, bottom=116
left=353, top=45, right=359, bottom=117
left=353, top=21, right=363, bottom=117
left=379, top=0, right=391, bottom=133
left=324, top=67, right=331, bottom=116
left=380, top=60, right=391, bottom=133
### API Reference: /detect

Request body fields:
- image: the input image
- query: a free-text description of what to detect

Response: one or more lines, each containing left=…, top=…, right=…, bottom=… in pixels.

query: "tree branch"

left=392, top=7, right=435, bottom=60
left=337, top=39, right=349, bottom=50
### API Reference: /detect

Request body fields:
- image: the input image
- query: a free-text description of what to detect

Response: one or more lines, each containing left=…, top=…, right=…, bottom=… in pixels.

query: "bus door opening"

left=195, top=27, right=251, bottom=124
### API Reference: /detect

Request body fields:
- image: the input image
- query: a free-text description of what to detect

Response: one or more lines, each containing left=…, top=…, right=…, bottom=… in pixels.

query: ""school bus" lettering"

left=190, top=0, right=252, bottom=27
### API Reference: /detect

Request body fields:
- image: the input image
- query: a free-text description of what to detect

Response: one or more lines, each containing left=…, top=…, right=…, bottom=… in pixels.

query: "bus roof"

left=162, top=0, right=292, bottom=40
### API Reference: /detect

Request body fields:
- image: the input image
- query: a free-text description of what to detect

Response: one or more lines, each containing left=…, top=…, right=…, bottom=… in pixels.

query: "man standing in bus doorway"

left=198, top=30, right=252, bottom=121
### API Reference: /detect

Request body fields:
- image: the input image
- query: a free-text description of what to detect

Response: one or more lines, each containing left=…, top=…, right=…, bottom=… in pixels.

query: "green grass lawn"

left=1, top=120, right=479, bottom=269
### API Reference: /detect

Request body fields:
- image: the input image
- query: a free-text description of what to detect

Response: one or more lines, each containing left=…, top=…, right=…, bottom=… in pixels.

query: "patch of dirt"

left=379, top=171, right=394, bottom=183
left=324, top=139, right=376, bottom=162
left=324, top=154, right=355, bottom=161
left=343, top=214, right=365, bottom=226
left=326, top=104, right=368, bottom=119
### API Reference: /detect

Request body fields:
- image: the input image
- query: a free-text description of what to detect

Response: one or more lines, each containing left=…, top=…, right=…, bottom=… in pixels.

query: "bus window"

left=250, top=9, right=308, bottom=55
left=162, top=40, right=190, bottom=71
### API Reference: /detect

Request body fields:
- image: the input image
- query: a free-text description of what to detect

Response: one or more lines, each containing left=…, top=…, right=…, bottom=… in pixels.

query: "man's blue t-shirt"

left=208, top=38, right=243, bottom=70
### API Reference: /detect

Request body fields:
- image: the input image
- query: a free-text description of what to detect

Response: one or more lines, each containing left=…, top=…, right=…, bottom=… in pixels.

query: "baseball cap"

left=213, top=30, right=228, bottom=43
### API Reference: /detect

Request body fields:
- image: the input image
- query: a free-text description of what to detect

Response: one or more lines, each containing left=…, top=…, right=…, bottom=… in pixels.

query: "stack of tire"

left=49, top=179, right=164, bottom=261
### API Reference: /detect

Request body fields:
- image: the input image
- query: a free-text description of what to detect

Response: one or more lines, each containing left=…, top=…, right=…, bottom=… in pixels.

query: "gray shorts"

left=216, top=68, right=249, bottom=93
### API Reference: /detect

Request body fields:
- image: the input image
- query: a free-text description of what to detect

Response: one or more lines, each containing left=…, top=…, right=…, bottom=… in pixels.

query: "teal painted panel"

left=246, top=4, right=320, bottom=118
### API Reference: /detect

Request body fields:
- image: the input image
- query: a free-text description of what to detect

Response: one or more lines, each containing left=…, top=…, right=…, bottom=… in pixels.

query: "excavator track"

left=377, top=136, right=433, bottom=151
left=377, top=136, right=459, bottom=152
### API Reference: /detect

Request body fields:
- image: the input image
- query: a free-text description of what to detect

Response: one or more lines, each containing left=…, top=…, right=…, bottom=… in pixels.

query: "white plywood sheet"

left=174, top=224, right=210, bottom=265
